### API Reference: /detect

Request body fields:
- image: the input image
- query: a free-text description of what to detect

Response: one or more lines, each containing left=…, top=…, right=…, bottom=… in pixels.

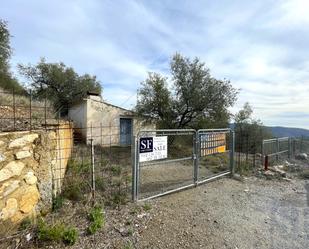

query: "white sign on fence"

left=139, top=136, right=168, bottom=162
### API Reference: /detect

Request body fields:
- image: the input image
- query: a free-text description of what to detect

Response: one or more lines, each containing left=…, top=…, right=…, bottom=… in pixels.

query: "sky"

left=1, top=0, right=309, bottom=129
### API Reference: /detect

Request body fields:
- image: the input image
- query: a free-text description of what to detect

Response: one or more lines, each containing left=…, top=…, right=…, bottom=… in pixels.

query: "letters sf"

left=139, top=137, right=166, bottom=153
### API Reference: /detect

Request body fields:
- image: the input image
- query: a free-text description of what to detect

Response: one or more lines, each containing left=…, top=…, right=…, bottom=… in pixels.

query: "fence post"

left=90, top=138, right=95, bottom=203
left=276, top=138, right=279, bottom=162
left=229, top=130, right=235, bottom=176
left=131, top=136, right=137, bottom=201
left=136, top=137, right=140, bottom=201
left=264, top=155, right=269, bottom=171
left=288, top=137, right=291, bottom=159
left=261, top=141, right=264, bottom=169
left=29, top=90, right=32, bottom=131
left=193, top=131, right=199, bottom=185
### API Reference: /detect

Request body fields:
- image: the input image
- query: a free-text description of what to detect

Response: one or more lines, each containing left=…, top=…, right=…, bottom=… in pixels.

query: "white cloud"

left=1, top=0, right=309, bottom=129
left=278, top=0, right=309, bottom=27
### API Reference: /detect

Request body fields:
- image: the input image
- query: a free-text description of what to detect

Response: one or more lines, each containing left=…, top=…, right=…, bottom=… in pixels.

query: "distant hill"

left=230, top=124, right=309, bottom=138
left=266, top=126, right=309, bottom=138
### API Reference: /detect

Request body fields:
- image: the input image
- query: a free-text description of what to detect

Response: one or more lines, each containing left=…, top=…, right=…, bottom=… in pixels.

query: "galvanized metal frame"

left=132, top=128, right=235, bottom=202
left=262, top=137, right=291, bottom=162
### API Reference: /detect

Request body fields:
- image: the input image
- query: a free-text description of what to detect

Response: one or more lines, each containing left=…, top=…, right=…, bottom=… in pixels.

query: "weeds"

left=130, top=206, right=141, bottom=215
left=87, top=206, right=105, bottom=235
left=19, top=217, right=32, bottom=231
left=63, top=227, right=79, bottom=246
left=122, top=241, right=134, bottom=249
left=125, top=220, right=132, bottom=226
left=127, top=228, right=133, bottom=236
left=62, top=184, right=84, bottom=201
left=37, top=219, right=78, bottom=245
left=142, top=203, right=152, bottom=211
left=68, top=159, right=91, bottom=174
left=110, top=165, right=122, bottom=176
left=95, top=177, right=106, bottom=191
left=111, top=190, right=128, bottom=207
left=52, top=195, right=64, bottom=211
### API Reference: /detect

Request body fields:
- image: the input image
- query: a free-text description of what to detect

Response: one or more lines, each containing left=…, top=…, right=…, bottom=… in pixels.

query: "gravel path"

left=135, top=177, right=309, bottom=249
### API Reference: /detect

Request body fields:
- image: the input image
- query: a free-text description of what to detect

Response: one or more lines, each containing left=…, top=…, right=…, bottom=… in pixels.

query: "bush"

left=37, top=219, right=79, bottom=245
left=87, top=206, right=105, bottom=235
left=62, top=184, right=84, bottom=201
left=123, top=241, right=134, bottom=249
left=110, top=165, right=122, bottom=176
left=52, top=195, right=64, bottom=211
left=63, top=227, right=78, bottom=246
left=19, top=217, right=32, bottom=231
left=95, top=177, right=106, bottom=191
left=68, top=159, right=91, bottom=174
left=143, top=203, right=152, bottom=211
left=110, top=191, right=128, bottom=207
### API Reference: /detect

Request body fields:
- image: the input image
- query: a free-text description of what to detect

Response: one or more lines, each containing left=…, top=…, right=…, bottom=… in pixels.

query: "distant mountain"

left=266, top=126, right=309, bottom=138
left=230, top=124, right=309, bottom=138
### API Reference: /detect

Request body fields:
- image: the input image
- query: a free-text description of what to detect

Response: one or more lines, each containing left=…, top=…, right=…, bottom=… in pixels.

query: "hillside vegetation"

left=267, top=126, right=309, bottom=138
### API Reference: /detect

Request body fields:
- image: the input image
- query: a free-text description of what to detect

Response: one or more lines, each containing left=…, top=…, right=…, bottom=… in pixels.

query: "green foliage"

left=87, top=206, right=105, bottom=235
left=37, top=219, right=78, bottom=245
left=52, top=195, right=64, bottom=211
left=38, top=220, right=64, bottom=242
left=95, top=177, right=106, bottom=191
left=18, top=58, right=102, bottom=111
left=142, top=203, right=152, bottom=211
left=122, top=241, right=134, bottom=249
left=62, top=159, right=91, bottom=201
left=236, top=162, right=252, bottom=176
left=136, top=53, right=238, bottom=129
left=201, top=154, right=229, bottom=173
left=62, top=184, right=84, bottom=202
left=129, top=206, right=141, bottom=215
left=234, top=102, right=272, bottom=154
left=63, top=227, right=79, bottom=246
left=68, top=159, right=91, bottom=174
left=0, top=20, right=11, bottom=65
left=110, top=165, right=122, bottom=176
left=111, top=190, right=128, bottom=206
left=125, top=219, right=132, bottom=226
left=0, top=19, right=25, bottom=94
left=19, top=217, right=32, bottom=231
left=127, top=228, right=133, bottom=236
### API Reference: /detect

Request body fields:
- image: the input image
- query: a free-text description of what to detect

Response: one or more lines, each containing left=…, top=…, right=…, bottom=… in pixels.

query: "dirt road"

left=135, top=177, right=309, bottom=249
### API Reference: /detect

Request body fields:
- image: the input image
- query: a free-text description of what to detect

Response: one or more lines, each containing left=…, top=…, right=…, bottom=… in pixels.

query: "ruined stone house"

left=68, top=92, right=154, bottom=146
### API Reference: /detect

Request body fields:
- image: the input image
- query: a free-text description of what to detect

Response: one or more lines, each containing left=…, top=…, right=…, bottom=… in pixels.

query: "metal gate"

left=132, top=128, right=235, bottom=201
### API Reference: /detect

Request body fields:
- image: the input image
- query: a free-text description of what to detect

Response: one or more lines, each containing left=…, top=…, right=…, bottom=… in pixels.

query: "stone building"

left=68, top=92, right=154, bottom=146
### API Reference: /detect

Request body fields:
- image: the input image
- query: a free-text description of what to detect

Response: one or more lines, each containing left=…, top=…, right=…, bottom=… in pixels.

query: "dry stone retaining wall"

left=0, top=123, right=73, bottom=234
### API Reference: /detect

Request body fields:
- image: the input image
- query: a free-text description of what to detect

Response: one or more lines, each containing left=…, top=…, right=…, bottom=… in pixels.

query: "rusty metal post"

left=264, top=155, right=269, bottom=171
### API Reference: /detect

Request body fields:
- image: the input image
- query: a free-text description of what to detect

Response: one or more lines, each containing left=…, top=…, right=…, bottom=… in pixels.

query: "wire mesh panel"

left=262, top=137, right=290, bottom=166
left=0, top=90, right=57, bottom=132
left=197, top=129, right=232, bottom=180
left=52, top=123, right=132, bottom=207
left=293, top=137, right=309, bottom=155
left=136, top=130, right=196, bottom=200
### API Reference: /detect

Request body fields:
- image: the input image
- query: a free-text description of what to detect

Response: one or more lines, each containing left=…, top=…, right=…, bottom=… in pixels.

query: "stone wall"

left=0, top=122, right=73, bottom=234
